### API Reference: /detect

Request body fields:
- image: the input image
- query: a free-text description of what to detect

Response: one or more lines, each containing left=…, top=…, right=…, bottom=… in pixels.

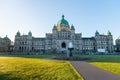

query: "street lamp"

left=68, top=42, right=74, bottom=57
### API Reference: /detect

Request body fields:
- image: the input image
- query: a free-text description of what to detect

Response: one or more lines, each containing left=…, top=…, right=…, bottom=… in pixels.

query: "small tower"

left=71, top=24, right=75, bottom=30
left=71, top=24, right=75, bottom=33
left=3, top=35, right=10, bottom=41
left=28, top=31, right=32, bottom=36
left=95, top=30, right=99, bottom=36
left=16, top=31, right=21, bottom=37
left=52, top=24, right=57, bottom=33
left=107, top=30, right=111, bottom=36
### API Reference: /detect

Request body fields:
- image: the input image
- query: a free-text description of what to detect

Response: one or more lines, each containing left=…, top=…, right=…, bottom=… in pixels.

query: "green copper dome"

left=95, top=30, right=99, bottom=35
left=57, top=15, right=70, bottom=31
left=3, top=35, right=10, bottom=41
left=16, top=31, right=20, bottom=36
left=58, top=15, right=69, bottom=25
left=71, top=24, right=75, bottom=30
left=28, top=31, right=32, bottom=36
left=107, top=30, right=111, bottom=35
left=53, top=24, right=57, bottom=30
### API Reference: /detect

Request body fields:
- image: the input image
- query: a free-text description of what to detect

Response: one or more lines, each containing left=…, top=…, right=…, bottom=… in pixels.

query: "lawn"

left=1, top=53, right=120, bottom=80
left=89, top=55, right=120, bottom=76
left=0, top=56, right=83, bottom=80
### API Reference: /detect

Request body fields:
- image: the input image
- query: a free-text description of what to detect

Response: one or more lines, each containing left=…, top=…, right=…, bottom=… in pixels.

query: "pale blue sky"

left=0, top=0, right=120, bottom=44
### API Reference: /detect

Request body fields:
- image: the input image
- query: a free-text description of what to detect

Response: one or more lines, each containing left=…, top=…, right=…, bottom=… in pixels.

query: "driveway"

left=70, top=61, right=120, bottom=80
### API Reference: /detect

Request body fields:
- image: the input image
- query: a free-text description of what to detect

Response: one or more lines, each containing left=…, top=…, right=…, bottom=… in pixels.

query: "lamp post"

left=68, top=42, right=74, bottom=57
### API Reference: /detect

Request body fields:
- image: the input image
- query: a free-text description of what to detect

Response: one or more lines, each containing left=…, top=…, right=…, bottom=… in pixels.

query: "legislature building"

left=14, top=15, right=114, bottom=54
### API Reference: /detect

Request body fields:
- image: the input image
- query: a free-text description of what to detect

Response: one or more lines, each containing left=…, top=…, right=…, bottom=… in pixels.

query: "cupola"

left=57, top=15, right=70, bottom=31
left=28, top=31, right=32, bottom=36
left=16, top=31, right=20, bottom=36
left=107, top=30, right=111, bottom=35
left=71, top=24, right=75, bottom=30
left=53, top=24, right=57, bottom=30
left=95, top=30, right=99, bottom=35
left=3, top=35, right=10, bottom=41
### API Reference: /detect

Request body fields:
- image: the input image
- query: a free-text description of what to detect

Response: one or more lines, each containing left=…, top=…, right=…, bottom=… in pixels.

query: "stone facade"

left=0, top=36, right=11, bottom=52
left=115, top=37, right=120, bottom=52
left=14, top=15, right=114, bottom=54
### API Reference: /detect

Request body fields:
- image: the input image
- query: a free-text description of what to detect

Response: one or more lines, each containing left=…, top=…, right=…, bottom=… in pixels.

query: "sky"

left=0, top=0, right=120, bottom=44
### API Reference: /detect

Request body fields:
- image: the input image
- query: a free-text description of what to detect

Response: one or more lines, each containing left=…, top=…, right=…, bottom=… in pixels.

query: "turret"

left=52, top=24, right=57, bottom=30
left=71, top=24, right=75, bottom=30
left=3, top=35, right=10, bottom=41
left=28, top=30, right=32, bottom=36
left=95, top=30, right=99, bottom=36
left=107, top=30, right=111, bottom=36
left=71, top=24, right=75, bottom=33
left=52, top=24, right=57, bottom=33
left=16, top=31, right=21, bottom=36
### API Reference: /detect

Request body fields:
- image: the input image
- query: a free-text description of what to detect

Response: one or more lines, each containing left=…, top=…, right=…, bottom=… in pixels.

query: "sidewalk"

left=70, top=61, right=120, bottom=80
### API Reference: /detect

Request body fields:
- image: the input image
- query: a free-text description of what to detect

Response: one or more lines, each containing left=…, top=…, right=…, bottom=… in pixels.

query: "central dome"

left=57, top=15, right=70, bottom=31
left=58, top=15, right=69, bottom=25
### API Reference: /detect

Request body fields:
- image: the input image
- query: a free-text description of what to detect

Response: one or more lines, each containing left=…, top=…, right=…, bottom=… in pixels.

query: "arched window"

left=61, top=42, right=66, bottom=48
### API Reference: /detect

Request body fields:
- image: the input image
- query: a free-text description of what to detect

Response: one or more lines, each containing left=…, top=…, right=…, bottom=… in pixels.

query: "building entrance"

left=61, top=42, right=66, bottom=48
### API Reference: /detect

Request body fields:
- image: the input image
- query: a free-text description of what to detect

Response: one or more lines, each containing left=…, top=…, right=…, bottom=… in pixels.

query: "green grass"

left=0, top=56, right=83, bottom=80
left=90, top=62, right=120, bottom=75
left=89, top=55, right=120, bottom=75
left=1, top=53, right=120, bottom=79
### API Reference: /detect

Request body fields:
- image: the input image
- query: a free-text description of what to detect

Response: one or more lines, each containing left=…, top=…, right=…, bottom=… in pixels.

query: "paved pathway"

left=70, top=61, right=120, bottom=80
